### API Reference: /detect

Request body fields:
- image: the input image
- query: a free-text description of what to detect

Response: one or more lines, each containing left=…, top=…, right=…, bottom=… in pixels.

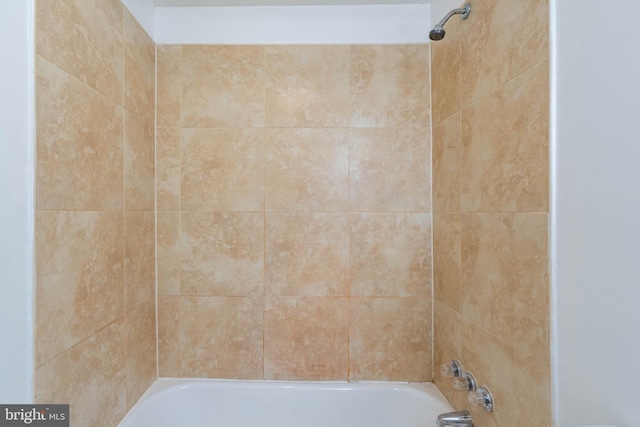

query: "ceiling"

left=152, top=0, right=428, bottom=6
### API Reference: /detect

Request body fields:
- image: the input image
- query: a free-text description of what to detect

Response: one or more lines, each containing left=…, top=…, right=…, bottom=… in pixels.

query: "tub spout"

left=436, top=410, right=473, bottom=427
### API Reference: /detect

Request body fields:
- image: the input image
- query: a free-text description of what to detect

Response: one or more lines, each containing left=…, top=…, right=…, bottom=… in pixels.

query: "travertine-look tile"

left=350, top=128, right=431, bottom=212
left=158, top=212, right=180, bottom=296
left=462, top=320, right=551, bottom=427
left=432, top=112, right=461, bottom=213
left=180, top=212, right=263, bottom=296
left=181, top=128, right=265, bottom=212
left=349, top=298, right=431, bottom=381
left=36, top=0, right=123, bottom=104
left=265, top=45, right=349, bottom=127
left=35, top=319, right=126, bottom=427
left=433, top=212, right=462, bottom=312
left=180, top=297, right=263, bottom=379
left=125, top=111, right=155, bottom=211
left=264, top=297, right=348, bottom=380
left=124, top=211, right=155, bottom=312
left=158, top=296, right=180, bottom=377
left=265, top=129, right=348, bottom=212
left=36, top=58, right=123, bottom=211
left=125, top=299, right=156, bottom=409
left=124, top=10, right=155, bottom=124
left=265, top=213, right=349, bottom=297
left=157, top=45, right=182, bottom=128
left=460, top=0, right=549, bottom=105
left=431, top=18, right=461, bottom=125
left=350, top=213, right=431, bottom=297
left=462, top=213, right=549, bottom=366
left=461, top=61, right=549, bottom=213
left=181, top=45, right=265, bottom=128
left=350, top=45, right=430, bottom=128
left=36, top=211, right=124, bottom=366
left=156, top=127, right=181, bottom=211
left=433, top=301, right=466, bottom=411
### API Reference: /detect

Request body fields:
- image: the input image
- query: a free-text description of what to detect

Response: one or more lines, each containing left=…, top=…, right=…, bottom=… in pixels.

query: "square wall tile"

left=157, top=45, right=182, bottom=128
left=462, top=319, right=551, bottom=427
left=350, top=128, right=430, bottom=212
left=180, top=212, right=263, bottom=296
left=350, top=213, right=431, bottom=298
left=124, top=211, right=155, bottom=312
left=124, top=10, right=155, bottom=124
left=36, top=211, right=124, bottom=366
left=156, top=127, right=181, bottom=212
left=432, top=112, right=461, bottom=213
left=461, top=61, right=549, bottom=213
left=179, top=297, right=263, bottom=379
left=181, top=45, right=265, bottom=128
left=157, top=212, right=180, bottom=296
left=264, top=297, right=348, bottom=380
left=266, top=213, right=349, bottom=297
left=265, top=129, right=348, bottom=212
left=181, top=128, right=265, bottom=212
left=433, top=301, right=466, bottom=411
left=349, top=298, right=431, bottom=381
left=36, top=57, right=123, bottom=211
left=125, top=298, right=156, bottom=410
left=431, top=18, right=461, bottom=125
left=125, top=111, right=155, bottom=211
left=265, top=45, right=349, bottom=127
left=460, top=0, right=549, bottom=105
left=462, top=213, right=549, bottom=366
left=433, top=212, right=462, bottom=312
left=158, top=296, right=181, bottom=377
left=35, top=319, right=126, bottom=427
left=36, top=0, right=124, bottom=104
left=350, top=45, right=430, bottom=128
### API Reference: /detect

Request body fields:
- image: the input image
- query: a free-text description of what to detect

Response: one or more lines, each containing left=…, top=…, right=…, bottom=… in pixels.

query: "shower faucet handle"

left=467, top=386, right=494, bottom=412
left=440, top=359, right=463, bottom=378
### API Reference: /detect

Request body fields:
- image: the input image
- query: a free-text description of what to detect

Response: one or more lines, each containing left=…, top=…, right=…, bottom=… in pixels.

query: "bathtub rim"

left=120, top=378, right=453, bottom=426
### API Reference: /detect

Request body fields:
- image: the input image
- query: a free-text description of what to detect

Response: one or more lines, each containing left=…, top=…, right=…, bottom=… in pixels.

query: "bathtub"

left=118, top=379, right=453, bottom=427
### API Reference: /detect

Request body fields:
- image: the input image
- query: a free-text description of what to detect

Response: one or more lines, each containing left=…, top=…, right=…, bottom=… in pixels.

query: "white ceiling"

left=153, top=0, right=428, bottom=6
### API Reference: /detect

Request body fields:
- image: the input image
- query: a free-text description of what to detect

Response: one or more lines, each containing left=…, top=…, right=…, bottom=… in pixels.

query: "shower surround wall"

left=431, top=0, right=550, bottom=426
left=34, top=0, right=156, bottom=425
left=155, top=44, right=434, bottom=381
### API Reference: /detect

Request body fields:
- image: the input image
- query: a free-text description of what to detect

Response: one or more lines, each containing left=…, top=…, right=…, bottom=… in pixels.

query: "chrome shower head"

left=429, top=25, right=445, bottom=41
left=429, top=2, right=471, bottom=41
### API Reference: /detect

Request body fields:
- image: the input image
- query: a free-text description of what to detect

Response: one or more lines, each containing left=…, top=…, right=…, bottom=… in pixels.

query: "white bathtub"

left=118, top=379, right=453, bottom=427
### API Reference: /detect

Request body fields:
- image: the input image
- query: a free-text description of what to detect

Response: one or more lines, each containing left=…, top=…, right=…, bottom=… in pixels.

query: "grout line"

left=262, top=45, right=267, bottom=381
left=34, top=315, right=126, bottom=371
left=460, top=56, right=550, bottom=111
left=177, top=44, right=184, bottom=379
left=427, top=41, right=435, bottom=382
left=346, top=44, right=352, bottom=383
left=122, top=9, right=128, bottom=399
left=154, top=42, right=160, bottom=380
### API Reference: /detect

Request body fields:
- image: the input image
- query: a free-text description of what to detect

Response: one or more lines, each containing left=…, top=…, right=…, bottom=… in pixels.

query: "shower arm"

left=436, top=4, right=471, bottom=28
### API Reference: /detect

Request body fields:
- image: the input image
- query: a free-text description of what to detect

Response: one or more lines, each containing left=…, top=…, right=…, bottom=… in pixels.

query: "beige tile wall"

left=35, top=1, right=156, bottom=425
left=34, top=1, right=550, bottom=421
left=431, top=0, right=551, bottom=426
left=156, top=44, right=433, bottom=381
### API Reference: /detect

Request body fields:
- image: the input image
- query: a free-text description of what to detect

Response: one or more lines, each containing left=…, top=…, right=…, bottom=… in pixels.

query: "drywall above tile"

left=121, top=0, right=156, bottom=37
left=154, top=4, right=431, bottom=44
left=121, top=0, right=431, bottom=44
left=154, top=0, right=427, bottom=6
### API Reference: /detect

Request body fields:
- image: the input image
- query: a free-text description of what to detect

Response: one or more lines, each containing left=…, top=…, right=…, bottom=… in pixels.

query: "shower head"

left=429, top=2, right=471, bottom=41
left=429, top=25, right=445, bottom=41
